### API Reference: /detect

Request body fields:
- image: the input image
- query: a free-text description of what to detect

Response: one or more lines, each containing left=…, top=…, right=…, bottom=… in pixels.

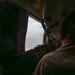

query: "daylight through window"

left=25, top=17, right=44, bottom=51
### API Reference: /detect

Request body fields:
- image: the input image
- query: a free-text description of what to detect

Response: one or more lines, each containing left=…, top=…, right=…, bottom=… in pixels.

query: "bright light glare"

left=25, top=17, right=44, bottom=51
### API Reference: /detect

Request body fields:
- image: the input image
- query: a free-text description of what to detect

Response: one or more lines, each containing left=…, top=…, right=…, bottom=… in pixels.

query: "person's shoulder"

left=40, top=46, right=67, bottom=66
left=42, top=47, right=62, bottom=59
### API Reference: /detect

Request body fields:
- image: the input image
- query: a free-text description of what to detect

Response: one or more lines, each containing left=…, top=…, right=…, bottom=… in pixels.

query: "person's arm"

left=33, top=53, right=65, bottom=75
left=33, top=56, right=57, bottom=75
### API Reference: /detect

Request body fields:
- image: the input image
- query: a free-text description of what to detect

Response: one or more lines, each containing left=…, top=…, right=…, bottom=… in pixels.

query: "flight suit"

left=33, top=40, right=75, bottom=75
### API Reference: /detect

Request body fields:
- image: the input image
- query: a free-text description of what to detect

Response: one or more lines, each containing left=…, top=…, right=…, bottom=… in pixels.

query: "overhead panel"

left=30, top=0, right=41, bottom=16
left=11, top=0, right=31, bottom=10
left=11, top=0, right=43, bottom=18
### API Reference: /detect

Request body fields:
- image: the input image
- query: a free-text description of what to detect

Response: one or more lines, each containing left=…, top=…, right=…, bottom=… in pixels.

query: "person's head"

left=42, top=0, right=75, bottom=40
left=61, top=11, right=75, bottom=41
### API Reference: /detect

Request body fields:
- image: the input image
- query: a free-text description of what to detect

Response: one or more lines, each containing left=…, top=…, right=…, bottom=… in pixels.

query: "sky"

left=25, top=17, right=44, bottom=50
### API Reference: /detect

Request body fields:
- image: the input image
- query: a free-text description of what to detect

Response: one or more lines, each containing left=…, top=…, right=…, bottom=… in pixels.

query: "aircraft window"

left=25, top=17, right=44, bottom=51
